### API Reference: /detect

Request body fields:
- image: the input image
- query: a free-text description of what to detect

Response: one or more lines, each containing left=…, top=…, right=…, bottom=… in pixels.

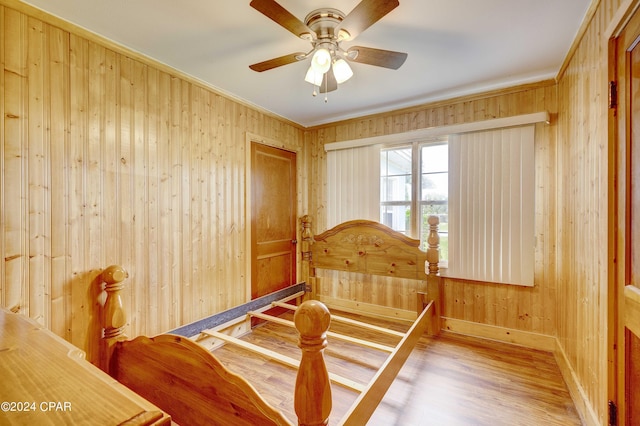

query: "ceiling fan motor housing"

left=304, top=8, right=350, bottom=45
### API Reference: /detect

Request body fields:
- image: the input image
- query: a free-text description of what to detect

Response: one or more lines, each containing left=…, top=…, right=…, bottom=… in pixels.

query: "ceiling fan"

left=249, top=0, right=408, bottom=94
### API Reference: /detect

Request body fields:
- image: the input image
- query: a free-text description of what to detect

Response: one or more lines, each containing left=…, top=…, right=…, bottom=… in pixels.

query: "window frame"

left=380, top=138, right=448, bottom=253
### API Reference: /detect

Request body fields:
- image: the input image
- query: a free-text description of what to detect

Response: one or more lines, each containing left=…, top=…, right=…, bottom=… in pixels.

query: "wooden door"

left=612, top=8, right=640, bottom=425
left=251, top=143, right=297, bottom=299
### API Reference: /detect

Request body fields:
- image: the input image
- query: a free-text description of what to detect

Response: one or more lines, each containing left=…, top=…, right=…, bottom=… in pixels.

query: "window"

left=326, top=112, right=545, bottom=287
left=380, top=141, right=448, bottom=260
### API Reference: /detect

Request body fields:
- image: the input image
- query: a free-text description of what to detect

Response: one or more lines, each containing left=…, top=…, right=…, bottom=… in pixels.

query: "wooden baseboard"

left=553, top=339, right=601, bottom=426
left=441, top=317, right=600, bottom=426
left=441, top=317, right=557, bottom=351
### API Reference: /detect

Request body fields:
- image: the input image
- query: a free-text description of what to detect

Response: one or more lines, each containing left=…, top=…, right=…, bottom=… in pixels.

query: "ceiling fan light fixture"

left=304, top=65, right=324, bottom=86
left=310, top=47, right=331, bottom=74
left=332, top=58, right=353, bottom=84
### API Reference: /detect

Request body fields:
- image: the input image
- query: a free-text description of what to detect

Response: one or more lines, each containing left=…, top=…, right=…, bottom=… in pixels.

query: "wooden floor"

left=211, top=310, right=582, bottom=426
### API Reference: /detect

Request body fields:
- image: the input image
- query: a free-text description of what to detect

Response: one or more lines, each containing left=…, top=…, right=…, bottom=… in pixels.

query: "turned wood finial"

left=300, top=215, right=315, bottom=297
left=294, top=300, right=332, bottom=426
left=426, top=215, right=440, bottom=276
left=99, top=265, right=129, bottom=373
left=424, top=216, right=442, bottom=335
left=300, top=215, right=314, bottom=261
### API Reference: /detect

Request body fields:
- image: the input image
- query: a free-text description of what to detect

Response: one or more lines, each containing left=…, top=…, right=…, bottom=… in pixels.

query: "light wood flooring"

left=210, top=310, right=582, bottom=426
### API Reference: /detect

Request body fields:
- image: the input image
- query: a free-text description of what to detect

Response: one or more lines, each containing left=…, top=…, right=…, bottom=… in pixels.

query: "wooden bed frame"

left=97, top=217, right=443, bottom=426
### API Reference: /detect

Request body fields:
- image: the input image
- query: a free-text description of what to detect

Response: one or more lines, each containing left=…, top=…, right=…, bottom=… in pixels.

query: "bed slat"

left=337, top=300, right=434, bottom=426
left=271, top=300, right=407, bottom=337
left=203, top=329, right=366, bottom=392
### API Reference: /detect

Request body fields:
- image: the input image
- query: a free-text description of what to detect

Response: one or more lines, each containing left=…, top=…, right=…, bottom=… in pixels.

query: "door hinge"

left=609, top=400, right=617, bottom=426
left=609, top=81, right=618, bottom=109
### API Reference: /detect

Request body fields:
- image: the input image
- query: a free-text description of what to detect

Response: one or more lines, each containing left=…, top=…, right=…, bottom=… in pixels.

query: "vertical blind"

left=448, top=125, right=535, bottom=286
left=326, top=145, right=380, bottom=228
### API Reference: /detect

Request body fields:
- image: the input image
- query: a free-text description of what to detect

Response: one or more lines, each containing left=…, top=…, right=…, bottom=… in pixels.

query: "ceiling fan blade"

left=250, top=0, right=315, bottom=39
left=347, top=46, right=407, bottom=69
left=336, top=0, right=399, bottom=41
left=249, top=53, right=306, bottom=72
left=319, top=71, right=338, bottom=93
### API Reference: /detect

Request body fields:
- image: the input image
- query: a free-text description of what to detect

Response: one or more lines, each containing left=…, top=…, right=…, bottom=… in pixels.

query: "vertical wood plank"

left=180, top=80, right=192, bottom=323
left=28, top=16, right=47, bottom=325
left=3, top=7, right=28, bottom=314
left=68, top=33, right=88, bottom=349
left=147, top=66, right=159, bottom=333
left=86, top=42, right=106, bottom=361
left=119, top=55, right=134, bottom=337
left=48, top=23, right=69, bottom=338
left=103, top=49, right=118, bottom=264
left=131, top=59, right=147, bottom=334
left=157, top=70, right=171, bottom=332
left=169, top=76, right=183, bottom=327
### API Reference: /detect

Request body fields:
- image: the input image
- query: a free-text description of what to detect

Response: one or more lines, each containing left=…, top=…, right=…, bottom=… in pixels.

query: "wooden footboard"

left=111, top=334, right=293, bottom=426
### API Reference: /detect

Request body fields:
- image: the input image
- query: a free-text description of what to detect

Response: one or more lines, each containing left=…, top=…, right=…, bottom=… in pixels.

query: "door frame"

left=245, top=132, right=302, bottom=303
left=609, top=1, right=640, bottom=423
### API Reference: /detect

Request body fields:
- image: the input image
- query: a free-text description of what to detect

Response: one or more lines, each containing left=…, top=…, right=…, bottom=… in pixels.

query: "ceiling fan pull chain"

left=324, top=77, right=328, bottom=103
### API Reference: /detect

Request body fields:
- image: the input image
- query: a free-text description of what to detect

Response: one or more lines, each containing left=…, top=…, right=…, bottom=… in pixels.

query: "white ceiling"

left=21, top=0, right=592, bottom=127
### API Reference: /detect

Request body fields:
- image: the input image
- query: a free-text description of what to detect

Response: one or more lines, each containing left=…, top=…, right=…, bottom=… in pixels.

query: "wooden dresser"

left=0, top=309, right=171, bottom=425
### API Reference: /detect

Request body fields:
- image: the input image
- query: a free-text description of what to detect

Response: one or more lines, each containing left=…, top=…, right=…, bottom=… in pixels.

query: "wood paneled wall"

left=0, top=1, right=305, bottom=362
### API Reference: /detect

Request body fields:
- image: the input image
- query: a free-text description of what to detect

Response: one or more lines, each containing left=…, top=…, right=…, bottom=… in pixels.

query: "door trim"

left=609, top=2, right=640, bottom=423
left=245, top=132, right=301, bottom=304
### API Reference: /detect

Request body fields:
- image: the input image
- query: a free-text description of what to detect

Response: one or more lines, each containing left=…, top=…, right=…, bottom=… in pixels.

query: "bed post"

left=300, top=215, right=315, bottom=299
left=294, top=299, right=332, bottom=426
left=99, top=265, right=129, bottom=373
left=425, top=215, right=442, bottom=335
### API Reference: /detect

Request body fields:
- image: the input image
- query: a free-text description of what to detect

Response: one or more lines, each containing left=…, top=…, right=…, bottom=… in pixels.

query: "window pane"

left=381, top=146, right=412, bottom=203
left=421, top=144, right=448, bottom=173
left=381, top=204, right=410, bottom=235
left=421, top=172, right=448, bottom=201
left=382, top=147, right=412, bottom=175
left=381, top=175, right=412, bottom=202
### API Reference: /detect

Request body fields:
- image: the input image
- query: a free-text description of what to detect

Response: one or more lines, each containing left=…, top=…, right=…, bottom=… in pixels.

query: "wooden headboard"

left=310, top=219, right=428, bottom=280
left=301, top=217, right=441, bottom=329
